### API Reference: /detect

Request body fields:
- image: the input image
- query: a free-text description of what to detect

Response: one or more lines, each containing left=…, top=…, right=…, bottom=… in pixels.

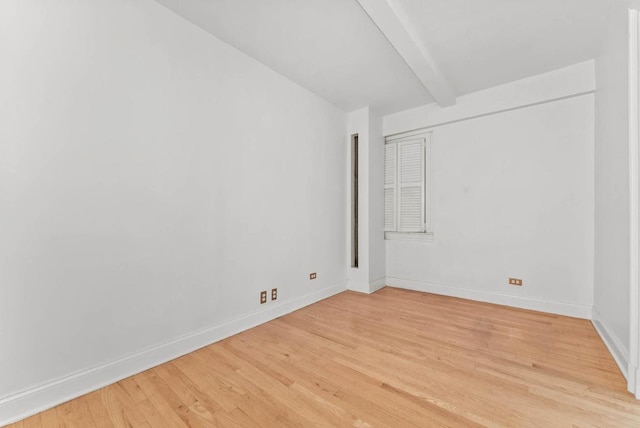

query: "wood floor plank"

left=19, top=414, right=40, bottom=428
left=38, top=409, right=60, bottom=428
left=7, top=288, right=640, bottom=427
left=83, top=391, right=114, bottom=428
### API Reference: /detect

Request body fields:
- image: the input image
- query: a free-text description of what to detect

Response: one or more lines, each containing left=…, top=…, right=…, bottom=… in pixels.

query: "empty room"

left=3, top=0, right=640, bottom=426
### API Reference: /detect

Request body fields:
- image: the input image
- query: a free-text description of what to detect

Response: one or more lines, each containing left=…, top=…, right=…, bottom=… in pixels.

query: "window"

left=384, top=131, right=432, bottom=241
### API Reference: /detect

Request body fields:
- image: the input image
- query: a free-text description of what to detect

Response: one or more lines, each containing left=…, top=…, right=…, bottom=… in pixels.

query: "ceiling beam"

left=356, top=0, right=456, bottom=107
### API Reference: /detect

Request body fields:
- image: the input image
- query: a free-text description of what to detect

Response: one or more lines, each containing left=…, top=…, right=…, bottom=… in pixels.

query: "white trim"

left=0, top=282, right=347, bottom=426
left=386, top=277, right=592, bottom=319
left=369, top=276, right=387, bottom=293
left=592, top=308, right=630, bottom=381
left=384, top=231, right=434, bottom=241
left=347, top=280, right=370, bottom=294
left=633, top=367, right=640, bottom=400
left=348, top=277, right=386, bottom=294
left=629, top=7, right=640, bottom=398
left=386, top=129, right=434, bottom=143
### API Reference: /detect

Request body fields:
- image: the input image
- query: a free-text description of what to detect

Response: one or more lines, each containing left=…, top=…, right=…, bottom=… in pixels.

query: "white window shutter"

left=384, top=143, right=396, bottom=231
left=397, top=139, right=425, bottom=232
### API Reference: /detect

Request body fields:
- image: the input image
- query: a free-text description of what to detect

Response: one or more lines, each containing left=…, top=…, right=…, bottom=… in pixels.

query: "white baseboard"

left=369, top=276, right=386, bottom=293
left=347, top=279, right=369, bottom=294
left=0, top=282, right=346, bottom=426
left=348, top=277, right=386, bottom=294
left=386, top=276, right=592, bottom=319
left=591, top=308, right=630, bottom=381
left=628, top=363, right=639, bottom=397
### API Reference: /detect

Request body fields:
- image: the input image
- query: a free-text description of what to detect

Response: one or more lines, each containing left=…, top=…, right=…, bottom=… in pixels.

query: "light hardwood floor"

left=7, top=287, right=640, bottom=427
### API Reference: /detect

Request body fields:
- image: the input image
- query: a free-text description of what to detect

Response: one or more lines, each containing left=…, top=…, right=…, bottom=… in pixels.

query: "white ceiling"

left=154, top=0, right=433, bottom=115
left=398, top=0, right=611, bottom=96
left=155, top=0, right=613, bottom=115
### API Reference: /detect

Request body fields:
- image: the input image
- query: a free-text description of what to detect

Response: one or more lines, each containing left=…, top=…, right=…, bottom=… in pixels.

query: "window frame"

left=384, top=131, right=433, bottom=241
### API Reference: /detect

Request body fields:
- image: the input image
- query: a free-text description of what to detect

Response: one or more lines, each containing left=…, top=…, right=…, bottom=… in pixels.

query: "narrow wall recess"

left=351, top=133, right=359, bottom=268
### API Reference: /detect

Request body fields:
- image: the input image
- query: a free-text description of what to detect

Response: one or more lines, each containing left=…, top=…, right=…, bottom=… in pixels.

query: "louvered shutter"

left=384, top=143, right=396, bottom=231
left=397, top=139, right=425, bottom=232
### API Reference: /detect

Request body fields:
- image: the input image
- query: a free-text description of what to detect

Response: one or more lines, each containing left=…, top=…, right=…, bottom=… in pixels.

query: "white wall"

left=368, top=109, right=386, bottom=287
left=0, top=0, right=346, bottom=420
left=593, top=2, right=632, bottom=376
left=346, top=107, right=386, bottom=293
left=384, top=63, right=595, bottom=318
left=384, top=61, right=596, bottom=136
left=347, top=108, right=371, bottom=292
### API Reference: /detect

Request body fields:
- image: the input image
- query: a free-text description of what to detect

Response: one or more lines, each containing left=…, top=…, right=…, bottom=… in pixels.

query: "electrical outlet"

left=260, top=291, right=267, bottom=304
left=310, top=272, right=317, bottom=280
left=509, top=278, right=523, bottom=286
left=271, top=288, right=277, bottom=301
